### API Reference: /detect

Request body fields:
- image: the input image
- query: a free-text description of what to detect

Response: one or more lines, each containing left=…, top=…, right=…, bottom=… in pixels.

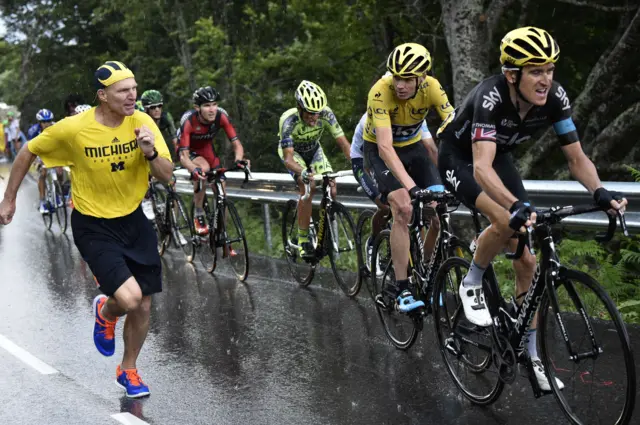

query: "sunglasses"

left=147, top=104, right=163, bottom=110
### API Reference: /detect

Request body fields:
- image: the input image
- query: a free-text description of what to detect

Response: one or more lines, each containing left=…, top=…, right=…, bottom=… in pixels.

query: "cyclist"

left=140, top=90, right=178, bottom=163
left=0, top=60, right=173, bottom=398
left=438, top=27, right=628, bottom=390
left=352, top=108, right=435, bottom=274
left=278, top=80, right=351, bottom=258
left=27, top=109, right=59, bottom=213
left=63, top=94, right=84, bottom=117
left=364, top=43, right=453, bottom=313
left=178, top=86, right=249, bottom=236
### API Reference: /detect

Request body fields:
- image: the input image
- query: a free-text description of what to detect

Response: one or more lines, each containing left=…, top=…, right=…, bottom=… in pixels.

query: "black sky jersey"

left=437, top=74, right=579, bottom=159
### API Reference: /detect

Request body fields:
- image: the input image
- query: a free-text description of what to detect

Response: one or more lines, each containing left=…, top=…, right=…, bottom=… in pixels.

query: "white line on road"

left=0, top=333, right=58, bottom=375
left=111, top=412, right=150, bottom=425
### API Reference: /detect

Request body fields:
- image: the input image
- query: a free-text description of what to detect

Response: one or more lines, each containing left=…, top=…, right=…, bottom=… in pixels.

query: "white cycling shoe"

left=459, top=282, right=492, bottom=327
left=532, top=358, right=565, bottom=391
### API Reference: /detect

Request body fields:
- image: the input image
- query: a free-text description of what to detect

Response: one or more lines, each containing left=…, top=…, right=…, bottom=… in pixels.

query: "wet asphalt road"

left=0, top=162, right=639, bottom=425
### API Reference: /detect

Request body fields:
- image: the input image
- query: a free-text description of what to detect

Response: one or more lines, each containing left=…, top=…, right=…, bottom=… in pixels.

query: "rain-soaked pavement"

left=0, top=162, right=638, bottom=425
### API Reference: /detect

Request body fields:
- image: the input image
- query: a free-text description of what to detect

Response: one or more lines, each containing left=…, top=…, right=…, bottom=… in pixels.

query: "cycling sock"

left=395, top=279, right=409, bottom=293
left=462, top=260, right=486, bottom=288
left=526, top=329, right=538, bottom=360
left=298, top=227, right=309, bottom=243
left=195, top=207, right=204, bottom=216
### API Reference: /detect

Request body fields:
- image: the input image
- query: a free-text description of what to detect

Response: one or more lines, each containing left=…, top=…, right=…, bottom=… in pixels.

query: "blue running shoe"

left=396, top=290, right=425, bottom=313
left=116, top=365, right=150, bottom=398
left=92, top=294, right=117, bottom=356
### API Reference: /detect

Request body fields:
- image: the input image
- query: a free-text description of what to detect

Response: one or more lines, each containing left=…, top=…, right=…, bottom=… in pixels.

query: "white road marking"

left=0, top=333, right=58, bottom=375
left=111, top=413, right=150, bottom=425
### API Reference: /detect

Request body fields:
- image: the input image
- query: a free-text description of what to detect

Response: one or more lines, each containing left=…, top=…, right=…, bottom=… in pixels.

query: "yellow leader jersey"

left=28, top=108, right=171, bottom=218
left=364, top=75, right=453, bottom=147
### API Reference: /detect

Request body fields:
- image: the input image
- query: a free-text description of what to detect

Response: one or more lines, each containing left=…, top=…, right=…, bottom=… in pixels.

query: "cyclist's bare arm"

left=335, top=135, right=351, bottom=161
left=421, top=136, right=438, bottom=167
left=472, top=141, right=518, bottom=209
left=376, top=127, right=415, bottom=190
left=179, top=149, right=202, bottom=175
left=230, top=139, right=248, bottom=166
left=282, top=147, right=306, bottom=177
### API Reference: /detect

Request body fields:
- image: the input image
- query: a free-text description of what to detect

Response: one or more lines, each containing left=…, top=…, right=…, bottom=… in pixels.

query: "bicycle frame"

left=311, top=175, right=333, bottom=259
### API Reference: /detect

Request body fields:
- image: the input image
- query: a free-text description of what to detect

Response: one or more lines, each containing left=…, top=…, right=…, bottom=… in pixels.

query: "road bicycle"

left=370, top=190, right=470, bottom=349
left=433, top=205, right=635, bottom=425
left=40, top=166, right=67, bottom=233
left=281, top=170, right=360, bottom=296
left=192, top=164, right=251, bottom=281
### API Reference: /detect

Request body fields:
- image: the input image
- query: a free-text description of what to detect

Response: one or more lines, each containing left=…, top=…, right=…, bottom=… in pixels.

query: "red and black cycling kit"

left=437, top=74, right=579, bottom=208
left=177, top=108, right=239, bottom=168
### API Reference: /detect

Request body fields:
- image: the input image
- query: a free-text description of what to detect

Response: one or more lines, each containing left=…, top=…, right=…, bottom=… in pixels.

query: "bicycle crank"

left=491, top=332, right=517, bottom=384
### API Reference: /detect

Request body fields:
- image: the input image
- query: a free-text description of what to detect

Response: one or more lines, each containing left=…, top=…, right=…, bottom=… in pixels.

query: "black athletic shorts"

left=364, top=141, right=443, bottom=197
left=438, top=142, right=528, bottom=209
left=71, top=206, right=162, bottom=297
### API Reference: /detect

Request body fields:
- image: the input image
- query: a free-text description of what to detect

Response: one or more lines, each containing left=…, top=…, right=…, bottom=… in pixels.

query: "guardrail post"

left=263, top=203, right=272, bottom=251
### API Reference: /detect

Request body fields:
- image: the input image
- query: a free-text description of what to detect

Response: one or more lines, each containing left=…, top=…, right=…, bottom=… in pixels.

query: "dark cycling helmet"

left=36, top=109, right=54, bottom=122
left=141, top=89, right=163, bottom=107
left=192, top=86, right=220, bottom=106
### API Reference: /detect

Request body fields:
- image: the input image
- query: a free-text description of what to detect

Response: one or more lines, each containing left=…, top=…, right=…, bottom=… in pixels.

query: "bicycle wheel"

left=169, top=194, right=196, bottom=262
left=52, top=181, right=68, bottom=233
left=41, top=180, right=53, bottom=230
left=539, top=268, right=636, bottom=425
left=281, top=199, right=315, bottom=286
left=150, top=184, right=169, bottom=256
left=194, top=198, right=216, bottom=273
left=328, top=202, right=360, bottom=297
left=221, top=200, right=249, bottom=281
left=355, top=209, right=374, bottom=282
left=432, top=256, right=504, bottom=405
left=371, top=229, right=419, bottom=350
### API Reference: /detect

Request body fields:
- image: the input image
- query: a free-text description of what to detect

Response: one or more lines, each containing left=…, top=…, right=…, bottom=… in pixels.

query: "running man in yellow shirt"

left=0, top=61, right=174, bottom=398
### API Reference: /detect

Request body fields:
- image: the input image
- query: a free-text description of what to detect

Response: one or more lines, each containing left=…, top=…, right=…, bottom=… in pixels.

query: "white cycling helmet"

left=74, top=104, right=92, bottom=114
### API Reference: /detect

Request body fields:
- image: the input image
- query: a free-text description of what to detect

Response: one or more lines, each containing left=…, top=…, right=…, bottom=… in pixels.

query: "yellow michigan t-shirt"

left=28, top=108, right=171, bottom=218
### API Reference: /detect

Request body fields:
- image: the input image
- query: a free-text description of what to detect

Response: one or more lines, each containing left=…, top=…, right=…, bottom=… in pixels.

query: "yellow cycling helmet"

left=295, top=80, right=327, bottom=113
left=387, top=43, right=432, bottom=78
left=500, top=27, right=560, bottom=67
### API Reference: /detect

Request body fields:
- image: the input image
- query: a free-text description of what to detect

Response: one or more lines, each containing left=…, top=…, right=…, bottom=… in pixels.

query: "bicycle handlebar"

left=505, top=204, right=629, bottom=260
left=194, top=163, right=252, bottom=193
left=300, top=170, right=353, bottom=201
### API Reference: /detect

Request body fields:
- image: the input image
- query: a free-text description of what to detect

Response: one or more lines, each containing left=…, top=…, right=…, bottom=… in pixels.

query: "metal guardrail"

left=172, top=169, right=640, bottom=231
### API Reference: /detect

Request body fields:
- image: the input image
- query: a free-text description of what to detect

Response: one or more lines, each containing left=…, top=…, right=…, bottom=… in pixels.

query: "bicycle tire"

left=432, top=256, right=504, bottom=405
left=223, top=200, right=249, bottom=282
left=328, top=202, right=360, bottom=297
left=170, top=194, right=195, bottom=262
left=281, top=199, right=315, bottom=286
left=52, top=180, right=68, bottom=233
left=371, top=229, right=420, bottom=350
left=539, top=268, right=636, bottom=425
left=41, top=179, right=53, bottom=230
left=150, top=184, right=169, bottom=256
left=355, top=209, right=375, bottom=285
left=194, top=197, right=216, bottom=273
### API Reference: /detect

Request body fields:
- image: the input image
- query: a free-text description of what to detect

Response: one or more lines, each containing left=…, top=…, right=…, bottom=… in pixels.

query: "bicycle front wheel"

left=53, top=181, right=67, bottom=233
left=217, top=200, right=249, bottom=281
left=281, top=199, right=315, bottom=286
left=355, top=209, right=374, bottom=288
left=371, top=229, right=419, bottom=350
left=328, top=202, right=360, bottom=297
left=432, top=256, right=503, bottom=405
left=150, top=184, right=169, bottom=256
left=170, top=194, right=196, bottom=262
left=539, top=268, right=636, bottom=425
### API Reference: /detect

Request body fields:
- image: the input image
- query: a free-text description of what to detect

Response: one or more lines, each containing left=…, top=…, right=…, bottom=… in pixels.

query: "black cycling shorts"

left=351, top=158, right=381, bottom=203
left=71, top=206, right=162, bottom=297
left=438, top=143, right=528, bottom=209
left=364, top=141, right=442, bottom=196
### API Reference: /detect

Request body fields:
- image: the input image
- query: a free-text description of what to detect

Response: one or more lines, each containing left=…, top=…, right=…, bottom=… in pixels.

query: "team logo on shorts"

left=445, top=170, right=460, bottom=192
